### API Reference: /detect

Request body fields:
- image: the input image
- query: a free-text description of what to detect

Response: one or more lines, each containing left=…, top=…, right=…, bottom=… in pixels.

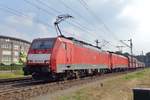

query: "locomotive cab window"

left=31, top=38, right=56, bottom=49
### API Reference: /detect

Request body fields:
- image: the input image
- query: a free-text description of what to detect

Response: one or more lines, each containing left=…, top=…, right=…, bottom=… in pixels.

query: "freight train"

left=23, top=36, right=145, bottom=80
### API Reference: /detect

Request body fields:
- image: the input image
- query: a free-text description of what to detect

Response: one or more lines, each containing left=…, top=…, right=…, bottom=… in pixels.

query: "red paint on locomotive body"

left=110, top=53, right=129, bottom=69
left=51, top=37, right=111, bottom=73
left=24, top=36, right=145, bottom=78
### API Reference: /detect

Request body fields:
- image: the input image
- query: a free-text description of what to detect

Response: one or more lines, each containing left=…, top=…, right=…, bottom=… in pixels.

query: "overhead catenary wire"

left=0, top=5, right=24, bottom=17
left=1, top=1, right=119, bottom=50
left=0, top=3, right=94, bottom=44
left=33, top=0, right=110, bottom=45
left=78, top=0, right=123, bottom=43
left=35, top=0, right=97, bottom=35
left=78, top=0, right=116, bottom=35
left=56, top=0, right=112, bottom=46
left=40, top=0, right=100, bottom=35
left=58, top=0, right=92, bottom=25
left=34, top=0, right=121, bottom=49
left=36, top=0, right=62, bottom=14
left=57, top=0, right=116, bottom=48
left=23, top=0, right=56, bottom=15
left=0, top=4, right=55, bottom=31
left=58, top=0, right=108, bottom=39
left=78, top=0, right=130, bottom=51
left=24, top=0, right=82, bottom=31
left=77, top=1, right=113, bottom=35
left=24, top=0, right=99, bottom=43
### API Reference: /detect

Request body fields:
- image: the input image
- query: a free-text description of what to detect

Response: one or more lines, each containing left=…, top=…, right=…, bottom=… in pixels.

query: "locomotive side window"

left=31, top=38, right=55, bottom=49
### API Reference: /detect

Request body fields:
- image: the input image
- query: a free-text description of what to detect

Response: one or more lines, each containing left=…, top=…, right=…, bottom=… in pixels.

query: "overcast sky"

left=0, top=0, right=149, bottom=55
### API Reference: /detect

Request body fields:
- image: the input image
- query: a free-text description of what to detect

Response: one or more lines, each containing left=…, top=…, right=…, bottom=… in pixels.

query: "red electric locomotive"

left=23, top=36, right=145, bottom=80
left=24, top=36, right=111, bottom=80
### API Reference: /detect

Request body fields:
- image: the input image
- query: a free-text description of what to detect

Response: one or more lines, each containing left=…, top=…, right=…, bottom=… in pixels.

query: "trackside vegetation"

left=54, top=68, right=150, bottom=100
left=0, top=65, right=24, bottom=79
left=0, top=70, right=24, bottom=79
left=124, top=70, right=146, bottom=80
left=0, top=65, right=23, bottom=71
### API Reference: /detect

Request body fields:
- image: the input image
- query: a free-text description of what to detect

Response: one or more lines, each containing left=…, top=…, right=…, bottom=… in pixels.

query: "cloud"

left=5, top=15, right=33, bottom=27
left=0, top=0, right=150, bottom=54
left=83, top=0, right=150, bottom=54
left=118, top=0, right=150, bottom=54
left=0, top=13, right=56, bottom=41
left=36, top=23, right=54, bottom=38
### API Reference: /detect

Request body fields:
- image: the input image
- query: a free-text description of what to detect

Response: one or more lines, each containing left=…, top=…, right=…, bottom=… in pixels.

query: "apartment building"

left=0, top=35, right=31, bottom=65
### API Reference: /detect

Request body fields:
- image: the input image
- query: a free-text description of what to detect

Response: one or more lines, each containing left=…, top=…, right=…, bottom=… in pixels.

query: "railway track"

left=0, top=77, right=32, bottom=84
left=0, top=69, right=144, bottom=100
left=0, top=80, right=46, bottom=94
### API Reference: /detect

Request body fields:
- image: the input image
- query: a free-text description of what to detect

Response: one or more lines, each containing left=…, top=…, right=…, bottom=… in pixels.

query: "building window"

left=5, top=39, right=10, bottom=42
left=1, top=44, right=11, bottom=49
left=14, top=51, right=19, bottom=57
left=2, top=50, right=11, bottom=55
left=14, top=45, right=19, bottom=50
left=13, top=57, right=18, bottom=62
left=2, top=55, right=11, bottom=65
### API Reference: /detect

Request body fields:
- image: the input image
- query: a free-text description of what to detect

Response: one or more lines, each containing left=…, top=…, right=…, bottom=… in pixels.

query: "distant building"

left=0, top=35, right=31, bottom=65
left=136, top=55, right=146, bottom=63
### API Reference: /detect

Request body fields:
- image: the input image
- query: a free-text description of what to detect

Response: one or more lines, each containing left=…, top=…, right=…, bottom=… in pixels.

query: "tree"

left=19, top=51, right=27, bottom=65
left=115, top=51, right=123, bottom=55
left=146, top=52, right=150, bottom=56
left=123, top=52, right=130, bottom=56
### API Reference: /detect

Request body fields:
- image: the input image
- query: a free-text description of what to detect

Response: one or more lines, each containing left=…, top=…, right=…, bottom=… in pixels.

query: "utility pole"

left=129, top=39, right=133, bottom=68
left=54, top=14, right=73, bottom=36
left=120, top=38, right=133, bottom=68
left=95, top=39, right=100, bottom=47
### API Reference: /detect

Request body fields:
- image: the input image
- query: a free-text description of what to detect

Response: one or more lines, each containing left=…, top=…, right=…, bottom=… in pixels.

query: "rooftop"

left=0, top=35, right=31, bottom=44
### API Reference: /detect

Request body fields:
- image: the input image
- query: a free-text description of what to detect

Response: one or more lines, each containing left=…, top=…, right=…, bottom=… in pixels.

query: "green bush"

left=0, top=63, right=5, bottom=66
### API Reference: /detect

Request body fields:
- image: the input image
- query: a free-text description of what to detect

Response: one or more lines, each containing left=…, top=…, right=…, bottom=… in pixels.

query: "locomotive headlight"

left=44, top=60, right=49, bottom=64
left=28, top=60, right=33, bottom=63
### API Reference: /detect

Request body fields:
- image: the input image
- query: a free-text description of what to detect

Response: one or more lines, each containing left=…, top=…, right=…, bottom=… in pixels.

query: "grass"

left=54, top=68, right=150, bottom=100
left=0, top=70, right=24, bottom=79
left=124, top=69, right=146, bottom=80
left=0, top=65, right=23, bottom=71
left=59, top=89, right=88, bottom=100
